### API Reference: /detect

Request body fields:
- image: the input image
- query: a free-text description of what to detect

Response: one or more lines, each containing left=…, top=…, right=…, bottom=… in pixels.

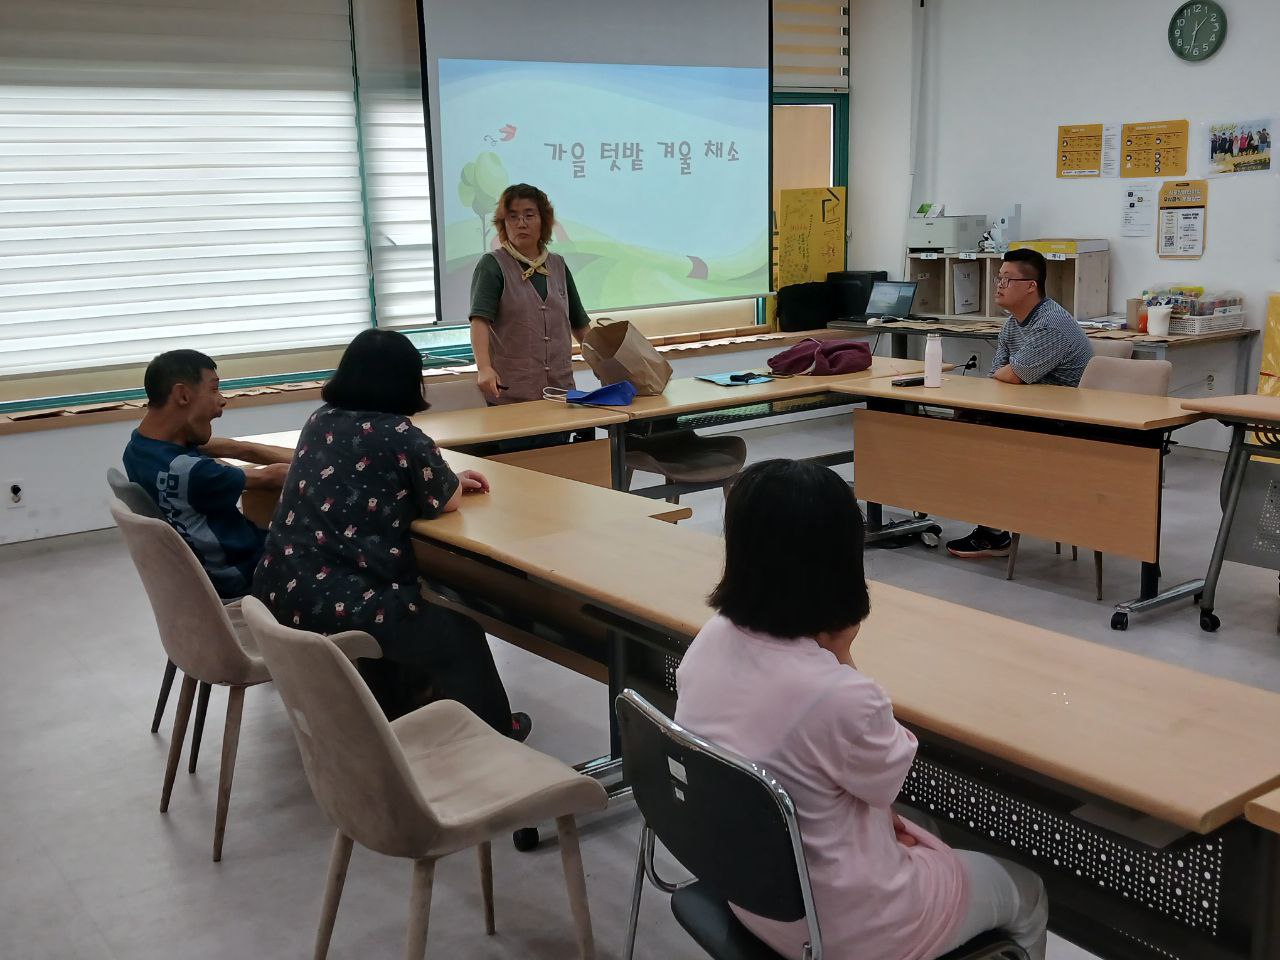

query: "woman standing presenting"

left=469, top=183, right=591, bottom=404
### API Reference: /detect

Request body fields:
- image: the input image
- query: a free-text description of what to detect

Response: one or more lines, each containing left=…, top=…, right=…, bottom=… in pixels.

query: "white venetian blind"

left=361, top=89, right=437, bottom=330
left=0, top=0, right=373, bottom=376
left=773, top=0, right=850, bottom=91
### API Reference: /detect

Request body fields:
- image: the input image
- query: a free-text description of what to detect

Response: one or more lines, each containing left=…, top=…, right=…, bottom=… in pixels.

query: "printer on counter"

left=905, top=214, right=986, bottom=253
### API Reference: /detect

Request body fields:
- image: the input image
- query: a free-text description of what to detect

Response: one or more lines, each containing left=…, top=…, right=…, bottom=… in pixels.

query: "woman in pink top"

left=674, top=460, right=1047, bottom=960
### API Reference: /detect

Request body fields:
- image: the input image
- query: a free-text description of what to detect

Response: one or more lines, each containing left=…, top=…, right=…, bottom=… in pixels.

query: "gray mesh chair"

left=617, top=690, right=1028, bottom=960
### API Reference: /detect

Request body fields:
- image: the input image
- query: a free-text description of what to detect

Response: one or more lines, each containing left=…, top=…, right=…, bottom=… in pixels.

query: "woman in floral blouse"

left=253, top=329, right=527, bottom=737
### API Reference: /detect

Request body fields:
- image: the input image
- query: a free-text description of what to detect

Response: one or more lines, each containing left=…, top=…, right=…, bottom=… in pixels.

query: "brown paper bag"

left=580, top=319, right=673, bottom=395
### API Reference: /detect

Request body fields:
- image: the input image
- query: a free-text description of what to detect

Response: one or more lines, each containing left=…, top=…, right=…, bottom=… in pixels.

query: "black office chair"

left=616, top=689, right=1029, bottom=960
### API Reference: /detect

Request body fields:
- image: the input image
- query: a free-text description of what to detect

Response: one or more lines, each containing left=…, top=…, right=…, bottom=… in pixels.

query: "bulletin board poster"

left=1057, top=124, right=1104, bottom=177
left=1205, top=118, right=1273, bottom=176
left=1121, top=120, right=1189, bottom=178
left=1157, top=179, right=1208, bottom=259
left=776, top=186, right=846, bottom=288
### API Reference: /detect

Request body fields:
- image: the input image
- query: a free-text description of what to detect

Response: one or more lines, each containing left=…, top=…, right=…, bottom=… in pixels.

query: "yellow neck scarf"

left=502, top=241, right=550, bottom=281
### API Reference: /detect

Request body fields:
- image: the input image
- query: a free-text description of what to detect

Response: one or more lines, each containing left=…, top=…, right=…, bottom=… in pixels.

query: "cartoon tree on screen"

left=457, top=151, right=509, bottom=252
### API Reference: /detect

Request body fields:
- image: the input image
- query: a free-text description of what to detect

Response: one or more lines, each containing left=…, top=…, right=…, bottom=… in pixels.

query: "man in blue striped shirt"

left=946, top=249, right=1094, bottom=559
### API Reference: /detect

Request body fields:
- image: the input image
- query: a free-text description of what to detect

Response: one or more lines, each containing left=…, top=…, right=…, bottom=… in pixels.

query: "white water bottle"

left=924, top=333, right=943, bottom=387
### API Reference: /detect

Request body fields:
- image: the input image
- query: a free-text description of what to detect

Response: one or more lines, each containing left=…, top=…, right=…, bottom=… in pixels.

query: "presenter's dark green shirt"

left=468, top=252, right=591, bottom=329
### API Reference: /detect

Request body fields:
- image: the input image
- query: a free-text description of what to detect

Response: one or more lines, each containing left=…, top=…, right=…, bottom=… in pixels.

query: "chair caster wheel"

left=1110, top=612, right=1128, bottom=631
left=513, top=827, right=540, bottom=852
left=1200, top=611, right=1221, bottom=633
left=921, top=531, right=941, bottom=548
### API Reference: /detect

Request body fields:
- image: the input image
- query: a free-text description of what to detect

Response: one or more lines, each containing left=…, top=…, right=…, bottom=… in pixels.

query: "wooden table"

left=1246, top=786, right=1280, bottom=835
left=1180, top=395, right=1280, bottom=633
left=829, top=319, right=1260, bottom=395
left=609, top=357, right=930, bottom=495
left=831, top=375, right=1206, bottom=627
left=408, top=465, right=1280, bottom=960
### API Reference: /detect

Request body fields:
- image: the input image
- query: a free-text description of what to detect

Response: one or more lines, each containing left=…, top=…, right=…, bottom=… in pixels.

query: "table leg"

left=1201, top=425, right=1250, bottom=614
left=1252, top=830, right=1280, bottom=960
left=609, top=424, right=627, bottom=491
left=1237, top=336, right=1253, bottom=396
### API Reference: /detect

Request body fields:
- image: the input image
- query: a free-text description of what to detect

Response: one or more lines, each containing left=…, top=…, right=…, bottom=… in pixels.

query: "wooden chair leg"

left=556, top=815, right=596, bottom=960
left=161, top=674, right=197, bottom=813
left=404, top=858, right=436, bottom=960
left=1094, top=551, right=1104, bottom=602
left=188, top=681, right=211, bottom=774
left=1005, top=533, right=1021, bottom=581
left=315, top=831, right=354, bottom=960
left=152, top=659, right=177, bottom=733
left=478, top=841, right=495, bottom=935
left=213, top=686, right=245, bottom=862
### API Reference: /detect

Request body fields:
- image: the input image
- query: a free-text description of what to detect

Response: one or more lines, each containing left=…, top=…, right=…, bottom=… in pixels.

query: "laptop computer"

left=843, top=280, right=922, bottom=322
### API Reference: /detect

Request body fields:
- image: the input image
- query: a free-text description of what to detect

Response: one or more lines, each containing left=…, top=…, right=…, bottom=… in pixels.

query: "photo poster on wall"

left=776, top=187, right=846, bottom=289
left=1203, top=118, right=1273, bottom=176
left=1157, top=179, right=1208, bottom=259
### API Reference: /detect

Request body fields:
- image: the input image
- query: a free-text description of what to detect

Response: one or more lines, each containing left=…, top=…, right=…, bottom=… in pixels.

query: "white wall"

left=848, top=0, right=923, bottom=275
left=848, top=0, right=1275, bottom=449
left=914, top=0, right=1275, bottom=359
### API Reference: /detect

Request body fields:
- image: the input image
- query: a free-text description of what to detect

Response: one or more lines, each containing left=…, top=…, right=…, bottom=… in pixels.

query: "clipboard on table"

left=696, top=371, right=774, bottom=387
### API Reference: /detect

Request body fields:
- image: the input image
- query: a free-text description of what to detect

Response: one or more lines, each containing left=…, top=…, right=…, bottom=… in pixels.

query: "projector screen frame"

left=412, top=0, right=774, bottom=329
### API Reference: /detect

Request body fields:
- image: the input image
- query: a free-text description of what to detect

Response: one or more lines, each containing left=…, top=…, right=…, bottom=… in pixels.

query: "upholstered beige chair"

left=107, top=467, right=191, bottom=736
left=1087, top=339, right=1135, bottom=359
left=240, top=596, right=609, bottom=960
left=111, top=501, right=275, bottom=861
left=1006, top=356, right=1173, bottom=599
left=625, top=429, right=747, bottom=505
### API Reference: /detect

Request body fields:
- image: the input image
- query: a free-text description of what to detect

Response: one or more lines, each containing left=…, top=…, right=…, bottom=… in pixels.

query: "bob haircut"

left=492, top=183, right=555, bottom=247
left=709, top=459, right=870, bottom=638
left=322, top=329, right=429, bottom=417
left=144, top=349, right=217, bottom=407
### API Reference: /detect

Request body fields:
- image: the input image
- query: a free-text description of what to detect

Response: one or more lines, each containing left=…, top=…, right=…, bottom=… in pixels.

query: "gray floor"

left=2, top=414, right=1276, bottom=960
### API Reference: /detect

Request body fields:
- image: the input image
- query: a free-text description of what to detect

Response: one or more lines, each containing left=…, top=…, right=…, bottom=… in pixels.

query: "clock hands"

left=1189, top=17, right=1204, bottom=49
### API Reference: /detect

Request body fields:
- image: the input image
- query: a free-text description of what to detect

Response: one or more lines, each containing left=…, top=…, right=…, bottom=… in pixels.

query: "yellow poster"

left=1157, top=179, right=1208, bottom=259
left=776, top=187, right=846, bottom=289
left=1057, top=124, right=1104, bottom=178
left=1262, top=293, right=1280, bottom=398
left=1121, top=119, right=1189, bottom=177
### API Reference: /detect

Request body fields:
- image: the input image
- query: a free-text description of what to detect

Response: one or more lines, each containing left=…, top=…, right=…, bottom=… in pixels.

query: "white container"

left=924, top=333, right=943, bottom=387
left=1146, top=305, right=1173, bottom=337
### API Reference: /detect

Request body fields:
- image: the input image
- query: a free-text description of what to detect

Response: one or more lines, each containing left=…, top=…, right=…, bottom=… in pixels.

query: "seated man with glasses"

left=946, top=248, right=1094, bottom=560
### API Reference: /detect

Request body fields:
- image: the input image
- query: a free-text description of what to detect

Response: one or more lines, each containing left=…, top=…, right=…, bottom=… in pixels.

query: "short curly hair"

left=492, top=183, right=555, bottom=247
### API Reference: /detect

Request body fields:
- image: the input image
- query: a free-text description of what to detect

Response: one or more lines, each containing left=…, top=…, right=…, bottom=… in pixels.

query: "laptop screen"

left=865, top=281, right=917, bottom=316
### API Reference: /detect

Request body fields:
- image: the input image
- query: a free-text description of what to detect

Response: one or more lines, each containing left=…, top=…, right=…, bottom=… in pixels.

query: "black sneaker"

left=946, top=526, right=1012, bottom=558
left=509, top=711, right=533, bottom=743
